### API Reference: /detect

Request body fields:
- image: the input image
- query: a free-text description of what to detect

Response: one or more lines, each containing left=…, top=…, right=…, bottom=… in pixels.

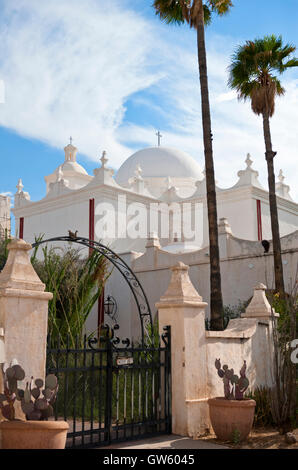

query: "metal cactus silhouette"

left=0, top=363, right=58, bottom=420
left=215, top=359, right=249, bottom=400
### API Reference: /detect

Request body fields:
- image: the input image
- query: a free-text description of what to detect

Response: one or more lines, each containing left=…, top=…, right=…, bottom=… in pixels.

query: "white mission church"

left=12, top=140, right=298, bottom=338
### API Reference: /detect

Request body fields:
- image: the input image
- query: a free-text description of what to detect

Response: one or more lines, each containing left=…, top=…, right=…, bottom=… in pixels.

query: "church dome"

left=44, top=140, right=92, bottom=193
left=115, top=147, right=203, bottom=185
left=61, top=160, right=88, bottom=175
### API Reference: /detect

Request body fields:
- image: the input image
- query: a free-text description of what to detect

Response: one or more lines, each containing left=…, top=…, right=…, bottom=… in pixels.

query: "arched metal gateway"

left=32, top=235, right=153, bottom=346
left=32, top=235, right=171, bottom=448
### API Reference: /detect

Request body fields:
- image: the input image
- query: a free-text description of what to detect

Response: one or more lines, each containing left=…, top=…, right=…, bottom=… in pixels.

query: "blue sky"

left=0, top=0, right=298, bottom=213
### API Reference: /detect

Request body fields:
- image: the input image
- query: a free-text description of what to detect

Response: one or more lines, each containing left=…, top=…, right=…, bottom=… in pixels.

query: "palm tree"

left=153, top=0, right=233, bottom=330
left=228, top=35, right=298, bottom=296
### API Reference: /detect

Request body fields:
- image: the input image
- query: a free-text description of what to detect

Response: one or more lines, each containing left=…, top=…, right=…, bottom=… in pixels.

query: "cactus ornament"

left=215, top=359, right=249, bottom=400
left=0, top=362, right=58, bottom=420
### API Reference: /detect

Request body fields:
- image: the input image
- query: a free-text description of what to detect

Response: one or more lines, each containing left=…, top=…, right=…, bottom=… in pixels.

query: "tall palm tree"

left=228, top=35, right=298, bottom=296
left=153, top=0, right=233, bottom=330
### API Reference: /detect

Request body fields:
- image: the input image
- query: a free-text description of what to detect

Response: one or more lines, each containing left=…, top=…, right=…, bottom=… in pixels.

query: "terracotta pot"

left=0, top=420, right=69, bottom=449
left=208, top=397, right=256, bottom=442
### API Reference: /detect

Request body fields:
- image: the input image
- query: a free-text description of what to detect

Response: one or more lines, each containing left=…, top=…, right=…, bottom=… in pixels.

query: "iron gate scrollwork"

left=32, top=235, right=153, bottom=345
left=34, top=234, right=171, bottom=447
left=46, top=325, right=171, bottom=448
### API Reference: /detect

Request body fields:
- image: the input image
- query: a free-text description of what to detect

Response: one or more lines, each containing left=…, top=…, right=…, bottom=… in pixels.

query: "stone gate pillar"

left=156, top=262, right=210, bottom=438
left=0, top=239, right=52, bottom=384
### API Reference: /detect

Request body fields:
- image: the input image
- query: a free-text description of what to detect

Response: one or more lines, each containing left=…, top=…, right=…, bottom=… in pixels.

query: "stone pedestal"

left=0, top=239, right=52, bottom=385
left=156, top=262, right=210, bottom=438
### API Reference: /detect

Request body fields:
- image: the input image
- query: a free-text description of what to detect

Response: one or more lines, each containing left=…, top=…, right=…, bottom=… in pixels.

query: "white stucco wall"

left=129, top=229, right=298, bottom=334
left=10, top=149, right=298, bottom=340
left=0, top=195, right=11, bottom=237
left=206, top=320, right=275, bottom=398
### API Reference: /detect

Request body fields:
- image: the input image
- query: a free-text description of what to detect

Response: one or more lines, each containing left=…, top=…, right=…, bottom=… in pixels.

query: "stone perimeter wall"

left=0, top=237, right=289, bottom=440
left=130, top=224, right=298, bottom=326
left=156, top=263, right=280, bottom=438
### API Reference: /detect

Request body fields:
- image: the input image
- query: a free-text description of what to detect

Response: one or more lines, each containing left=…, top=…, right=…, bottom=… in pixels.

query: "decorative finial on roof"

left=278, top=169, right=285, bottom=183
left=235, top=153, right=263, bottom=189
left=57, top=166, right=63, bottom=182
left=166, top=176, right=172, bottom=189
left=245, top=153, right=253, bottom=169
left=276, top=168, right=292, bottom=200
left=134, top=163, right=143, bottom=179
left=14, top=178, right=30, bottom=205
left=100, top=150, right=108, bottom=168
left=156, top=130, right=162, bottom=147
left=16, top=178, right=24, bottom=194
left=64, top=137, right=77, bottom=162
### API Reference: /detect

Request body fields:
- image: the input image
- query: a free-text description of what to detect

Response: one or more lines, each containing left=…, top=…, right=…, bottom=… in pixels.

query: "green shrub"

left=247, top=386, right=275, bottom=427
left=33, top=243, right=109, bottom=349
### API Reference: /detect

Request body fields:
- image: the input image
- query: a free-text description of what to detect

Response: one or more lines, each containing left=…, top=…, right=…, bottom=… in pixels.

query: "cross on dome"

left=156, top=130, right=162, bottom=147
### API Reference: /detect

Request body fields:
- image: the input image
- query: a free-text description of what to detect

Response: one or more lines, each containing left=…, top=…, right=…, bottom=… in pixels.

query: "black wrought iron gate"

left=46, top=325, right=171, bottom=448
left=32, top=235, right=172, bottom=448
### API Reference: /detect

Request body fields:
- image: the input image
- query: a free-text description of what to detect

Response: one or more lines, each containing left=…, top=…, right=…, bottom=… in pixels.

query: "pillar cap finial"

left=156, top=262, right=207, bottom=308
left=241, top=283, right=279, bottom=319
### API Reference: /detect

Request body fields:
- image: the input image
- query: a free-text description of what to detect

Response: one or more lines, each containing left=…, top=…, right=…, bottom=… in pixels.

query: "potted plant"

left=208, top=359, right=256, bottom=442
left=0, top=363, right=69, bottom=449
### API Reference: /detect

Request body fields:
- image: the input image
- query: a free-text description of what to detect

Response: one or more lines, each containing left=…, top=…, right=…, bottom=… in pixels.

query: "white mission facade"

left=12, top=141, right=298, bottom=338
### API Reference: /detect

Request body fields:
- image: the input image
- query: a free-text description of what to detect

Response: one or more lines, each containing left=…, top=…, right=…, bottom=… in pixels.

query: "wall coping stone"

left=205, top=318, right=267, bottom=339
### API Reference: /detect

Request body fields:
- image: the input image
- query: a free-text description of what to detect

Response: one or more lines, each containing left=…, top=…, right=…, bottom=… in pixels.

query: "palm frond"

left=153, top=0, right=233, bottom=28
left=228, top=34, right=298, bottom=117
left=207, top=0, right=233, bottom=16
left=152, top=0, right=185, bottom=25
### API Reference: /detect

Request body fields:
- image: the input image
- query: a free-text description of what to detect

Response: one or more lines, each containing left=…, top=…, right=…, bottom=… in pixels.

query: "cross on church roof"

left=156, top=130, right=162, bottom=147
left=69, top=136, right=73, bottom=145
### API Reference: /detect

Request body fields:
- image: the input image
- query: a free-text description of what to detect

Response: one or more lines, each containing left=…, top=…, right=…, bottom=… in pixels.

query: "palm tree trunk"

left=262, top=112, right=285, bottom=295
left=197, top=5, right=223, bottom=330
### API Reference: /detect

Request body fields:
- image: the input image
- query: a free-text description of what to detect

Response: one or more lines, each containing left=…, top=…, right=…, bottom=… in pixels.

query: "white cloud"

left=0, top=0, right=297, bottom=201
left=128, top=33, right=298, bottom=200
left=0, top=0, right=161, bottom=164
left=215, top=91, right=237, bottom=103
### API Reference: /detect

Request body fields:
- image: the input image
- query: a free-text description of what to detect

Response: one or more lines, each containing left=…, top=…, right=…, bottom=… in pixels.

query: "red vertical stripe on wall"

left=256, top=199, right=262, bottom=241
left=98, top=288, right=105, bottom=333
left=89, top=198, right=95, bottom=256
left=89, top=198, right=104, bottom=331
left=19, top=217, right=24, bottom=239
